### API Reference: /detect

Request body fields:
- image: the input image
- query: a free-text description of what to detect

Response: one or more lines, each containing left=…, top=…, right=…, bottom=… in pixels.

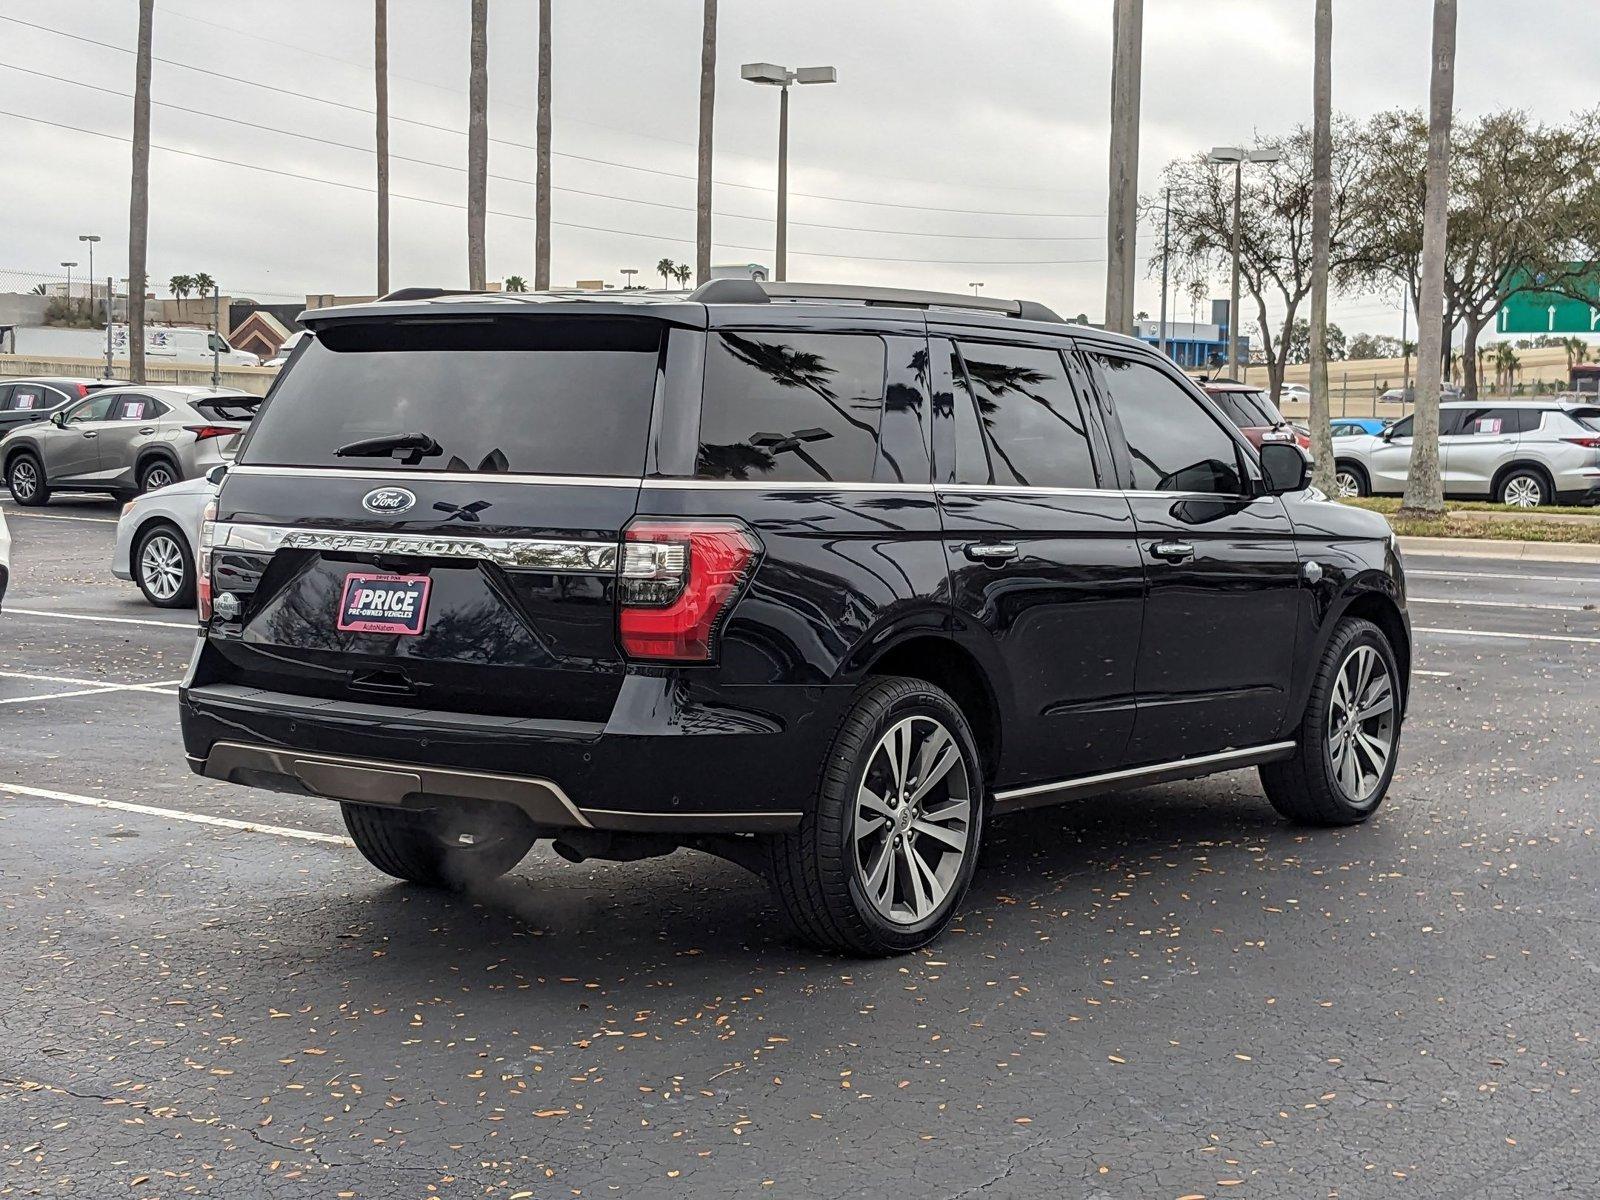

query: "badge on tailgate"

left=337, top=572, right=432, bottom=635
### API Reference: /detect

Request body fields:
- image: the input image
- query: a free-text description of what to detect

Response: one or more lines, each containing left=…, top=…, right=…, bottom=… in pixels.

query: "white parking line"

left=0, top=669, right=182, bottom=694
left=1411, top=596, right=1594, bottom=613
left=2, top=606, right=194, bottom=630
left=0, top=782, right=351, bottom=846
left=0, top=686, right=128, bottom=705
left=1413, top=669, right=1453, bottom=677
left=0, top=509, right=118, bottom=525
left=1409, top=569, right=1600, bottom=585
left=1414, top=625, right=1600, bottom=646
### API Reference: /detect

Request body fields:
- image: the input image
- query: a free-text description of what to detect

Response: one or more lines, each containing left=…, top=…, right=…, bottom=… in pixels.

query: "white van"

left=11, top=324, right=259, bottom=367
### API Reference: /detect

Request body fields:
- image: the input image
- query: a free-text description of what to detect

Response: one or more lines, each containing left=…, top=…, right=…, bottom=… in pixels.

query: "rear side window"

left=1089, top=354, right=1244, bottom=494
left=696, top=332, right=886, bottom=482
left=952, top=341, right=1097, bottom=488
left=114, top=396, right=163, bottom=420
left=240, top=318, right=663, bottom=476
left=1453, top=407, right=1535, bottom=435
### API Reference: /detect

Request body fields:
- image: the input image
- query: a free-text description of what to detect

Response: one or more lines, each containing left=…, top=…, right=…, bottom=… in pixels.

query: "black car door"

left=1080, top=350, right=1303, bottom=764
left=930, top=331, right=1144, bottom=786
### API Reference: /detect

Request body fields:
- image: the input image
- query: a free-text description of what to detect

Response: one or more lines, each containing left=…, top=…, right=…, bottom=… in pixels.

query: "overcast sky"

left=1, top=0, right=1593, bottom=341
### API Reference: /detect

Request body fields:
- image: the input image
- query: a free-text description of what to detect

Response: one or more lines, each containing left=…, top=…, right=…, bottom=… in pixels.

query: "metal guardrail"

left=0, top=353, right=277, bottom=395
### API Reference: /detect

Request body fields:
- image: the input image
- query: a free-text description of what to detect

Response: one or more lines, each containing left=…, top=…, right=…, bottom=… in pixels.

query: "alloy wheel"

left=11, top=460, right=37, bottom=500
left=139, top=533, right=186, bottom=601
left=1333, top=470, right=1360, bottom=499
left=143, top=465, right=174, bottom=492
left=852, top=714, right=972, bottom=926
left=1502, top=476, right=1542, bottom=508
left=1326, top=644, right=1396, bottom=804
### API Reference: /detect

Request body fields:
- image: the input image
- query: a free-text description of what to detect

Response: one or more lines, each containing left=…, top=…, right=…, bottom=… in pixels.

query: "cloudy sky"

left=1, top=0, right=1592, bottom=341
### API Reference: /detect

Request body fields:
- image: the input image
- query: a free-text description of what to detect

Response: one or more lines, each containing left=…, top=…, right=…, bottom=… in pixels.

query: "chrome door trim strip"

left=213, top=523, right=618, bottom=573
left=992, top=741, right=1297, bottom=812
left=227, top=465, right=642, bottom=488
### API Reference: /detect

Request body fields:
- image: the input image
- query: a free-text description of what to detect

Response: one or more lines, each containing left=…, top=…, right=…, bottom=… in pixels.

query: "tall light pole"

left=1208, top=145, right=1280, bottom=378
left=78, top=235, right=100, bottom=320
left=1157, top=187, right=1171, bottom=358
left=741, top=62, right=837, bottom=283
left=60, top=261, right=77, bottom=313
left=969, top=282, right=984, bottom=295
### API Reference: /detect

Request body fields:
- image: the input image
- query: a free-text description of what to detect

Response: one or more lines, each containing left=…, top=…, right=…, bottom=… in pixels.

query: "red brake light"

left=1562, top=436, right=1600, bottom=449
left=185, top=425, right=241, bottom=441
left=618, top=519, right=760, bottom=662
left=74, top=382, right=90, bottom=397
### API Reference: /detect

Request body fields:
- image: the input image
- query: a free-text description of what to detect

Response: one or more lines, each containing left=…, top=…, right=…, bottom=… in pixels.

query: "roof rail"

left=377, top=287, right=479, bottom=303
left=688, top=279, right=1063, bottom=323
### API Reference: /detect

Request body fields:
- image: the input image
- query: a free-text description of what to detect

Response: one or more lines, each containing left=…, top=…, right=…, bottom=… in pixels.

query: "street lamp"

left=969, top=282, right=985, bottom=295
left=79, top=234, right=101, bottom=320
left=60, top=261, right=78, bottom=313
left=741, top=61, right=837, bottom=283
left=1208, top=145, right=1280, bottom=378
left=621, top=268, right=639, bottom=290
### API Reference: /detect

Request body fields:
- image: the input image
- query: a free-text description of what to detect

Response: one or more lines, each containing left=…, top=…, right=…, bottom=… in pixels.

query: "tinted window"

left=1389, top=416, right=1413, bottom=438
left=240, top=318, right=663, bottom=476
left=696, top=332, right=886, bottom=482
left=67, top=394, right=117, bottom=422
left=1452, top=406, right=1535, bottom=435
left=1091, top=355, right=1244, bottom=494
left=952, top=341, right=1096, bottom=488
left=1209, top=389, right=1279, bottom=428
left=113, top=395, right=162, bottom=420
left=5, top=385, right=56, bottom=413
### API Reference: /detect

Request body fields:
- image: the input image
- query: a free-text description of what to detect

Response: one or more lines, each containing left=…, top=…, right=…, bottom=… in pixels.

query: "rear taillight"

left=197, top=499, right=217, bottom=621
left=618, top=519, right=760, bottom=662
left=185, top=425, right=241, bottom=441
left=1561, top=436, right=1600, bottom=449
left=74, top=383, right=90, bottom=397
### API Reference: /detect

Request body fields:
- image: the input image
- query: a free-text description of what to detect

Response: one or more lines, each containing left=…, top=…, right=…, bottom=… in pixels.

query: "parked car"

left=1332, top=400, right=1600, bottom=505
left=180, top=281, right=1411, bottom=956
left=0, top=506, right=9, bottom=610
left=1278, top=383, right=1311, bottom=405
left=1200, top=380, right=1312, bottom=450
left=0, top=386, right=260, bottom=505
left=10, top=324, right=259, bottom=367
left=113, top=473, right=218, bottom=607
left=1380, top=384, right=1461, bottom=405
left=1331, top=418, right=1387, bottom=437
left=0, top=377, right=128, bottom=436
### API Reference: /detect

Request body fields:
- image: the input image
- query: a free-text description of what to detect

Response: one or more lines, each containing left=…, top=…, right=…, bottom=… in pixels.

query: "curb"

left=1397, top=535, right=1600, bottom=564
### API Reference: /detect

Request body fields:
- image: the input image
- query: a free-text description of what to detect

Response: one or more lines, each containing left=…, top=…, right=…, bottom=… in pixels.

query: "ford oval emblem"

left=362, top=486, right=416, bottom=515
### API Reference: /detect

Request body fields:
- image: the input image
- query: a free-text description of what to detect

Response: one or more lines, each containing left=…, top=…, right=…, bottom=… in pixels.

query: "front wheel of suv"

left=7, top=452, right=50, bottom=506
left=342, top=801, right=538, bottom=887
left=1260, top=616, right=1402, bottom=826
left=767, top=676, right=985, bottom=956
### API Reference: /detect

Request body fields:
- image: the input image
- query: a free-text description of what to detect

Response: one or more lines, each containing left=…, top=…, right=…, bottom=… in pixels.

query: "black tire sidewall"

left=140, top=460, right=177, bottom=493
left=1307, top=621, right=1402, bottom=818
left=8, top=453, right=47, bottom=506
left=827, top=682, right=985, bottom=952
left=134, top=523, right=196, bottom=608
left=1498, top=469, right=1545, bottom=507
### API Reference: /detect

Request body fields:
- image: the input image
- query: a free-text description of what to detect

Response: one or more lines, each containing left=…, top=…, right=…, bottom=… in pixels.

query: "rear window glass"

left=696, top=332, right=886, bottom=482
left=239, top=318, right=663, bottom=476
left=194, top=396, right=262, bottom=422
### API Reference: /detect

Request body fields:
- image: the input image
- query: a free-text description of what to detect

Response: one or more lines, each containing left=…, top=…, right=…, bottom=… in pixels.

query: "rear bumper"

left=179, top=676, right=849, bottom=834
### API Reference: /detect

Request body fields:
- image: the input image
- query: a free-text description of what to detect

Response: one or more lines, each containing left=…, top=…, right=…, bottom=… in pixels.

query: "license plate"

left=336, top=572, right=431, bottom=636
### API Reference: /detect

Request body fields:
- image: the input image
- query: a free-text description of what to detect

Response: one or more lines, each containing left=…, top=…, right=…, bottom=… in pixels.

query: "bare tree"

left=128, top=0, right=155, bottom=384
left=466, top=0, right=489, bottom=291
left=1401, top=0, right=1457, bottom=518
left=375, top=0, right=389, bottom=295
left=1307, top=0, right=1334, bottom=492
left=534, top=0, right=551, bottom=290
left=695, top=0, right=718, bottom=286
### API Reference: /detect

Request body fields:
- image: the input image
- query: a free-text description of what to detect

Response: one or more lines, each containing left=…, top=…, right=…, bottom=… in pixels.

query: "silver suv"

left=1, top=385, right=259, bottom=505
left=1332, top=400, right=1600, bottom=507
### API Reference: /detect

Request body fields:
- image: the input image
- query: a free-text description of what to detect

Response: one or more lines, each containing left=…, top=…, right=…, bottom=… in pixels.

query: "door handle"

left=138, top=427, right=156, bottom=434
left=1148, top=540, right=1195, bottom=563
left=964, top=542, right=1019, bottom=564
left=81, top=430, right=98, bottom=439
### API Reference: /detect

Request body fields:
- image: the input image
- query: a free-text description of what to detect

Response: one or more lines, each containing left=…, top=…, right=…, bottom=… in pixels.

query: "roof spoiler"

left=688, top=279, right=1063, bottom=323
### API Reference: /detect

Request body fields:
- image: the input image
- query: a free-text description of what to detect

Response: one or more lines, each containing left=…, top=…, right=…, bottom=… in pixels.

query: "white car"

left=0, top=506, right=10, bottom=610
left=113, top=473, right=217, bottom=607
left=1278, top=383, right=1311, bottom=404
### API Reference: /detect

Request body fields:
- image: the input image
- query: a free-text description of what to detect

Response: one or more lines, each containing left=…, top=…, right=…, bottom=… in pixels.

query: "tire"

left=6, top=452, right=50, bottom=506
left=133, top=522, right=196, bottom=608
left=1260, top=616, right=1402, bottom=826
left=341, top=801, right=537, bottom=888
left=767, top=676, right=985, bottom=956
left=1496, top=468, right=1547, bottom=509
left=1333, top=462, right=1368, bottom=499
left=139, top=459, right=178, bottom=494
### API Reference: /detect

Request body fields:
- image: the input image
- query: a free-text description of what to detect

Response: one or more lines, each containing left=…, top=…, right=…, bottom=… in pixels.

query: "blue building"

left=1134, top=300, right=1249, bottom=371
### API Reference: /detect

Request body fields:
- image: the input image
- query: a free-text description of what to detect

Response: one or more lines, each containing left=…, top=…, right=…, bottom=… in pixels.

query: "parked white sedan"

left=113, top=474, right=217, bottom=607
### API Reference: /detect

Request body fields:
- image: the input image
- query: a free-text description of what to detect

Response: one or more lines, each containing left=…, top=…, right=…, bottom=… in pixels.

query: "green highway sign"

left=1498, top=266, right=1600, bottom=334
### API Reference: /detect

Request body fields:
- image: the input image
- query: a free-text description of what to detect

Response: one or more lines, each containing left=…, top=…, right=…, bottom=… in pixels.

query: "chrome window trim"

left=228, top=465, right=641, bottom=488
left=213, top=523, right=618, bottom=573
left=993, top=741, right=1297, bottom=809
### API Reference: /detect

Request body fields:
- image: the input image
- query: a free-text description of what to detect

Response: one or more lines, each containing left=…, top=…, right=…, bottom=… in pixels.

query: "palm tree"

left=192, top=271, right=215, bottom=297
left=129, top=0, right=155, bottom=383
left=1400, top=0, right=1456, bottom=519
left=656, top=258, right=677, bottom=289
left=1307, top=0, right=1335, bottom=493
left=375, top=0, right=389, bottom=295
left=534, top=0, right=551, bottom=290
left=169, top=274, right=194, bottom=317
left=466, top=0, right=489, bottom=291
left=504, top=275, right=528, bottom=292
left=695, top=0, right=717, bottom=285
left=675, top=264, right=693, bottom=290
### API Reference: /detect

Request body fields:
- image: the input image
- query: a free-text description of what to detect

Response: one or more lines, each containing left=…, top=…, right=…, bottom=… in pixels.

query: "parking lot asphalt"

left=2, top=496, right=1598, bottom=1199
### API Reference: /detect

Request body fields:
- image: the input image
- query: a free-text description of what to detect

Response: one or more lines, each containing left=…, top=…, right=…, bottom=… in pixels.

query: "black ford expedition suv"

left=180, top=281, right=1410, bottom=956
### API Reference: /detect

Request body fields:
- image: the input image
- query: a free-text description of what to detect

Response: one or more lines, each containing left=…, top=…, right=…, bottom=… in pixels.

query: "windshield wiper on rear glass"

left=333, top=432, right=442, bottom=466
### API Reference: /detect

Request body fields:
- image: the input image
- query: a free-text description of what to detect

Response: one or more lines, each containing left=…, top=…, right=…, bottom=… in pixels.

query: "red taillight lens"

left=197, top=499, right=217, bottom=621
left=74, top=382, right=89, bottom=397
left=1562, top=436, right=1600, bottom=449
left=618, top=519, right=760, bottom=662
left=184, top=425, right=241, bottom=441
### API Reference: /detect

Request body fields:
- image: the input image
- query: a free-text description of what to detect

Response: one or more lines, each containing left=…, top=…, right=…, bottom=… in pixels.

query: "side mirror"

left=50, top=411, right=67, bottom=428
left=204, top=463, right=228, bottom=486
left=1259, top=442, right=1311, bottom=496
